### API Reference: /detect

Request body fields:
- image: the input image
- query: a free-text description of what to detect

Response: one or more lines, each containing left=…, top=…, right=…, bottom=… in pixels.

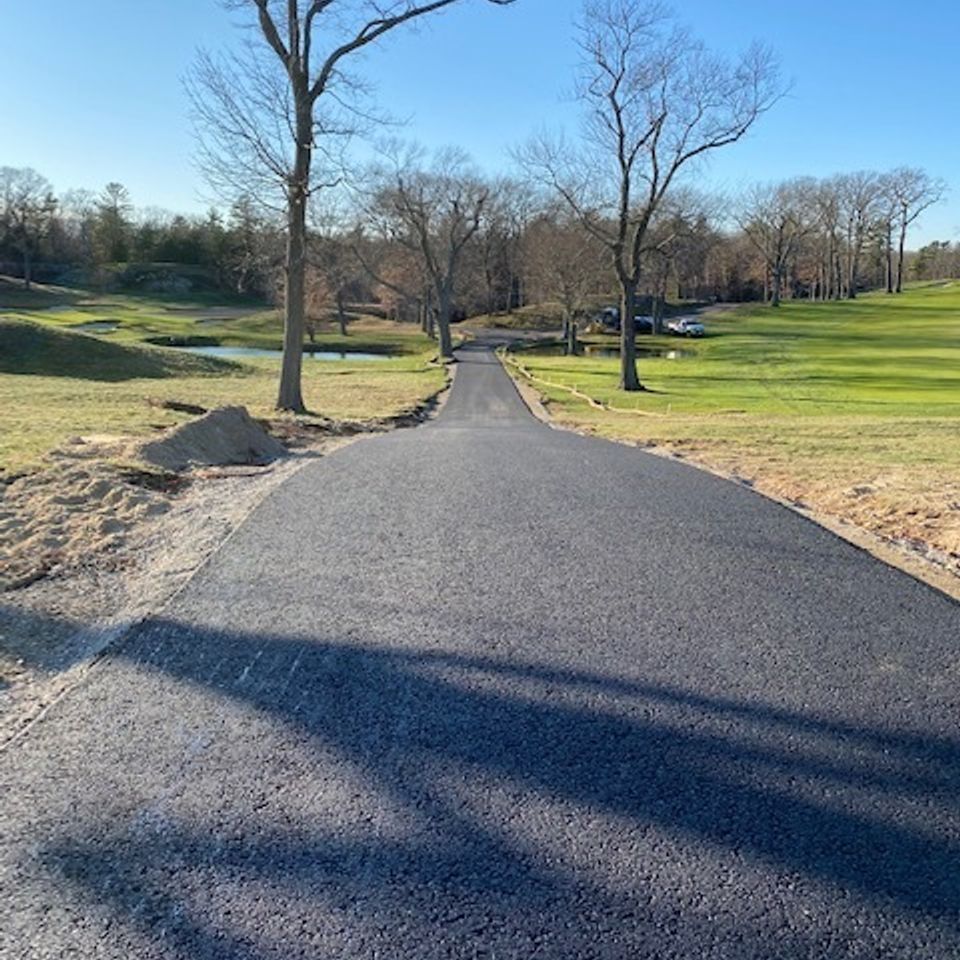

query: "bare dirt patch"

left=0, top=439, right=355, bottom=745
left=0, top=462, right=178, bottom=592
left=134, top=405, right=288, bottom=472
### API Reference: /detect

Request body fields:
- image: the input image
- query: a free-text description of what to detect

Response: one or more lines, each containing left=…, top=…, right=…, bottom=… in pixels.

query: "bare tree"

left=0, top=167, right=57, bottom=289
left=887, top=167, right=946, bottom=294
left=809, top=177, right=844, bottom=301
left=520, top=0, right=781, bottom=390
left=366, top=148, right=488, bottom=358
left=350, top=231, right=431, bottom=328
left=476, top=179, right=534, bottom=314
left=643, top=190, right=719, bottom=324
left=526, top=204, right=606, bottom=341
left=735, top=178, right=814, bottom=307
left=190, top=0, right=514, bottom=412
left=835, top=171, right=886, bottom=299
left=307, top=232, right=365, bottom=335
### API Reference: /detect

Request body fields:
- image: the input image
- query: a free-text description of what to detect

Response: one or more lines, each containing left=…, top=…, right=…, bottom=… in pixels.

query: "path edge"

left=498, top=350, right=960, bottom=606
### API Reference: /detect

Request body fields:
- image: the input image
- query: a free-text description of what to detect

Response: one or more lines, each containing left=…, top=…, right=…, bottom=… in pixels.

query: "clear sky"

left=2, top=0, right=957, bottom=244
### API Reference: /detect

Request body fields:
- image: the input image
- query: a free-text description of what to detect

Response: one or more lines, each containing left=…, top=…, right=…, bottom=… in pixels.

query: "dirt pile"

left=0, top=465, right=175, bottom=590
left=134, top=405, right=287, bottom=472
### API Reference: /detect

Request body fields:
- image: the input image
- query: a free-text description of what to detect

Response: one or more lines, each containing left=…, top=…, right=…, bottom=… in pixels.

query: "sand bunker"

left=134, top=406, right=287, bottom=472
left=0, top=464, right=174, bottom=590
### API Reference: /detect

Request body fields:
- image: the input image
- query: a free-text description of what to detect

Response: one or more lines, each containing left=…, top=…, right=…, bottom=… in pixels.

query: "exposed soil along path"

left=2, top=339, right=958, bottom=959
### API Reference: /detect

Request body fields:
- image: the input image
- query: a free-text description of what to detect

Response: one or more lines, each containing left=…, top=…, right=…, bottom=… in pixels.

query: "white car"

left=667, top=317, right=705, bottom=338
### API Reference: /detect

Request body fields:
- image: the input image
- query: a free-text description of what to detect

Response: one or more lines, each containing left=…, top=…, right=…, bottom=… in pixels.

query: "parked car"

left=667, top=317, right=705, bottom=338
left=595, top=309, right=654, bottom=332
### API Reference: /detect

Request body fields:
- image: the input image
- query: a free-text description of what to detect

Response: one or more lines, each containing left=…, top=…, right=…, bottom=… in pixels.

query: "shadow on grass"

left=15, top=611, right=960, bottom=958
left=0, top=318, right=236, bottom=381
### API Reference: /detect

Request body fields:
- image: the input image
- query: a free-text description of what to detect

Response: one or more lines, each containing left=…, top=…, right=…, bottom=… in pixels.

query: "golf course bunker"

left=135, top=405, right=287, bottom=472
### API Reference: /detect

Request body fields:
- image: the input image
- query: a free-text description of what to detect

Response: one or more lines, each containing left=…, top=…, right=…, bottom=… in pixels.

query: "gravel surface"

left=1, top=340, right=958, bottom=959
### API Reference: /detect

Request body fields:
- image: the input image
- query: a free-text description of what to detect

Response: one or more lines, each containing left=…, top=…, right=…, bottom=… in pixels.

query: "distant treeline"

left=0, top=172, right=282, bottom=299
left=1, top=165, right=952, bottom=317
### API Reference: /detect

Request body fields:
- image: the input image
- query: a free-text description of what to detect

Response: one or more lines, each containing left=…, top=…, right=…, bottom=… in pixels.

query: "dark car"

left=595, top=308, right=653, bottom=333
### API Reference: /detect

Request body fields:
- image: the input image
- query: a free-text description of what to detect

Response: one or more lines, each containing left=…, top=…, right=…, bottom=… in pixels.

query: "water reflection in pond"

left=523, top=343, right=693, bottom=360
left=175, top=345, right=389, bottom=361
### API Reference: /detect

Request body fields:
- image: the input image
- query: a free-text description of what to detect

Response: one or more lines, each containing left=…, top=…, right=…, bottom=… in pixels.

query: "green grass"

left=510, top=283, right=960, bottom=420
left=505, top=282, right=960, bottom=564
left=0, top=318, right=236, bottom=380
left=0, top=279, right=446, bottom=474
left=0, top=276, right=425, bottom=355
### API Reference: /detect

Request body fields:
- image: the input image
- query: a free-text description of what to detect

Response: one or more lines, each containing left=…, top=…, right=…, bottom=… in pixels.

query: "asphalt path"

left=2, top=340, right=959, bottom=959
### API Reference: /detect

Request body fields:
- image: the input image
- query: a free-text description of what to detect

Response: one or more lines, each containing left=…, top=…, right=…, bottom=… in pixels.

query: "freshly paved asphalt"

left=2, top=340, right=959, bottom=959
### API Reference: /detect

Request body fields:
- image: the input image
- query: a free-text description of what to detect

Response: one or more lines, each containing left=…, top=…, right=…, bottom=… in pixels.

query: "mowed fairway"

left=0, top=282, right=446, bottom=474
left=505, top=282, right=960, bottom=572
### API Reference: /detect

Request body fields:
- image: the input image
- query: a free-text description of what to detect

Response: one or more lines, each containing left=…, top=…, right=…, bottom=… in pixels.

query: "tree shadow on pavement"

left=22, top=616, right=960, bottom=959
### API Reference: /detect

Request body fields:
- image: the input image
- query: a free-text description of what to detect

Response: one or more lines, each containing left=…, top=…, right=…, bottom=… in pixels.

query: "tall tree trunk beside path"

left=190, top=0, right=515, bottom=412
left=519, top=0, right=782, bottom=392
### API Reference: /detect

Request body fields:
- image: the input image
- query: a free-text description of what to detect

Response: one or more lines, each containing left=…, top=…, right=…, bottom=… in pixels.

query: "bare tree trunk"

left=484, top=267, right=495, bottom=314
left=421, top=287, right=432, bottom=334
left=619, top=279, right=641, bottom=391
left=336, top=290, right=347, bottom=336
left=771, top=265, right=782, bottom=307
left=566, top=320, right=579, bottom=356
left=437, top=283, right=454, bottom=358
left=276, top=95, right=311, bottom=413
left=652, top=266, right=668, bottom=333
left=846, top=233, right=859, bottom=299
left=277, top=183, right=307, bottom=412
left=896, top=220, right=907, bottom=293
left=22, top=248, right=32, bottom=290
left=885, top=224, right=894, bottom=294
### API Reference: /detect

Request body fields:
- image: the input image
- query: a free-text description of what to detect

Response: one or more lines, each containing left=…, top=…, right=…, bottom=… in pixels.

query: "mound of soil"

left=134, top=405, right=287, bottom=472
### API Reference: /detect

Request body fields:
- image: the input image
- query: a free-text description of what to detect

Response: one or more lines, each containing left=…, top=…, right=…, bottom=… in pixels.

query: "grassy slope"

left=0, top=281, right=444, bottom=473
left=505, top=283, right=960, bottom=563
left=0, top=279, right=423, bottom=355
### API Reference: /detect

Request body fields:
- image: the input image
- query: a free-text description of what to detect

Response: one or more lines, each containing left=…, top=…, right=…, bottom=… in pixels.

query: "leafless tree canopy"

left=0, top=167, right=57, bottom=289
left=364, top=146, right=489, bottom=357
left=735, top=179, right=814, bottom=306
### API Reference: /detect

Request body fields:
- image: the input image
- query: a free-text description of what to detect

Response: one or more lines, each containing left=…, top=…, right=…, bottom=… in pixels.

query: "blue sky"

left=2, top=0, right=957, bottom=244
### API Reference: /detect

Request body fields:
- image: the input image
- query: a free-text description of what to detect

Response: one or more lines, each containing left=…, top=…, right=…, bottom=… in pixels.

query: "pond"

left=522, top=343, right=693, bottom=360
left=174, top=345, right=389, bottom=361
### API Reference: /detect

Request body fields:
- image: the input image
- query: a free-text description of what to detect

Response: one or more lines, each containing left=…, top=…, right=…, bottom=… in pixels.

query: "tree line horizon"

left=1, top=1, right=952, bottom=403
left=2, top=165, right=948, bottom=306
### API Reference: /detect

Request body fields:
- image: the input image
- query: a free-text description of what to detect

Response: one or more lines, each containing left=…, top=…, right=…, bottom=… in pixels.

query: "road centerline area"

left=2, top=339, right=958, bottom=960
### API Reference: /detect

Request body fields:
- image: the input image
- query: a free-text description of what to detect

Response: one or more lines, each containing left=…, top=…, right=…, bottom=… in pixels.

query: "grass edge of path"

left=497, top=346, right=960, bottom=605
